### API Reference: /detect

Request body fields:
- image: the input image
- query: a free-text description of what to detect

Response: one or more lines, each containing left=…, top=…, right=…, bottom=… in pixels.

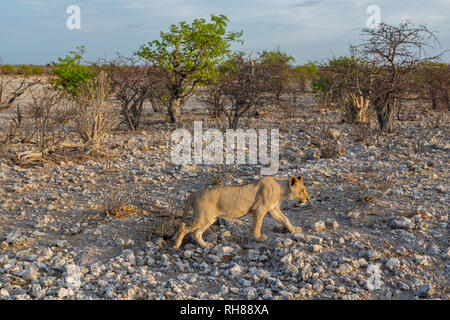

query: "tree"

left=350, top=21, right=444, bottom=132
left=136, top=14, right=243, bottom=124
left=104, top=56, right=167, bottom=130
left=322, top=56, right=373, bottom=123
left=206, top=52, right=273, bottom=129
left=259, top=49, right=294, bottom=102
left=415, top=62, right=449, bottom=110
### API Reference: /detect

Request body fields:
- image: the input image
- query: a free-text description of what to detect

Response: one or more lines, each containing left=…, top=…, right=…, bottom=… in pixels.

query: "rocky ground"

left=0, top=90, right=448, bottom=300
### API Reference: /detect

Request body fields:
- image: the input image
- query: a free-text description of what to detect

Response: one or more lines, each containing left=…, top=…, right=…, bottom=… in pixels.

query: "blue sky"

left=1, top=0, right=449, bottom=65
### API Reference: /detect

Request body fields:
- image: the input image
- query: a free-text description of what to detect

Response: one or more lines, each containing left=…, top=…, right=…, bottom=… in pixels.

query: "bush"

left=313, top=56, right=372, bottom=123
left=29, top=88, right=74, bottom=152
left=288, top=62, right=318, bottom=102
left=72, top=71, right=119, bottom=147
left=51, top=46, right=96, bottom=96
left=17, top=65, right=32, bottom=76
left=31, top=66, right=43, bottom=75
left=259, top=49, right=294, bottom=102
left=104, top=56, right=167, bottom=130
left=136, top=14, right=243, bottom=124
left=2, top=64, right=15, bottom=74
left=205, top=52, right=274, bottom=129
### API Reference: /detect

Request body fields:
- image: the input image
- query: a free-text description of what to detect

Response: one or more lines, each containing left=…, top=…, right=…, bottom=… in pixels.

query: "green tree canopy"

left=136, top=14, right=243, bottom=123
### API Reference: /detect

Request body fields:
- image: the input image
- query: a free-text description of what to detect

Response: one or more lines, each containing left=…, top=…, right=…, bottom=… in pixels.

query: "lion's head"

left=288, top=176, right=310, bottom=204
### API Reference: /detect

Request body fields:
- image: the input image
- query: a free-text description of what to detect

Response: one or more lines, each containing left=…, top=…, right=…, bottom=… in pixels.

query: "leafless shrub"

left=416, top=63, right=449, bottom=110
left=203, top=87, right=226, bottom=118
left=72, top=71, right=119, bottom=148
left=29, top=87, right=74, bottom=152
left=259, top=50, right=294, bottom=103
left=287, top=64, right=318, bottom=104
left=104, top=56, right=167, bottom=130
left=1, top=59, right=43, bottom=113
left=206, top=52, right=274, bottom=129
left=1, top=104, right=35, bottom=146
left=352, top=123, right=373, bottom=146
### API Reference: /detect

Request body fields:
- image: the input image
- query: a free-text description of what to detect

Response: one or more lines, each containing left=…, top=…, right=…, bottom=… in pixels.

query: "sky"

left=0, top=0, right=449, bottom=65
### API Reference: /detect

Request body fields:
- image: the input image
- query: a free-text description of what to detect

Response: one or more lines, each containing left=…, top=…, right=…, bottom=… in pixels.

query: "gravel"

left=0, top=92, right=448, bottom=300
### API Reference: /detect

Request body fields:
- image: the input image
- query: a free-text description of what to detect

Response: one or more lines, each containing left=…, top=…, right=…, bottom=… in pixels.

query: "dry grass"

left=99, top=193, right=140, bottom=219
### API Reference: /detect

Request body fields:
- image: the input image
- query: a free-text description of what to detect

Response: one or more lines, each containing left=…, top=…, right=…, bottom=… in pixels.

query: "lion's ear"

left=290, top=176, right=299, bottom=187
left=297, top=176, right=303, bottom=183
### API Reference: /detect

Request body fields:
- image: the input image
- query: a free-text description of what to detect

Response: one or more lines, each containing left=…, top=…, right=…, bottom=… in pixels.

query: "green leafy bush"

left=17, top=65, right=32, bottom=76
left=31, top=66, right=43, bottom=75
left=51, top=46, right=96, bottom=96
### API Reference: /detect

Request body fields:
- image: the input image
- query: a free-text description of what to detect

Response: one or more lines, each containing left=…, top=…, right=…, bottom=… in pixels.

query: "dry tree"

left=350, top=21, right=445, bottom=132
left=29, top=86, right=74, bottom=153
left=104, top=56, right=167, bottom=131
left=207, top=52, right=274, bottom=129
left=72, top=71, right=120, bottom=148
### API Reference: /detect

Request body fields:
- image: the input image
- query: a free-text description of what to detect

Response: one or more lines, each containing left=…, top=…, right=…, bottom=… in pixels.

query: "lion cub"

left=174, top=176, right=309, bottom=249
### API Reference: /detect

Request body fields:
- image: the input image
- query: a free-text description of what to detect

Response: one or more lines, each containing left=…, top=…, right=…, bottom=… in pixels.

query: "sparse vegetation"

left=0, top=15, right=449, bottom=301
left=71, top=71, right=119, bottom=148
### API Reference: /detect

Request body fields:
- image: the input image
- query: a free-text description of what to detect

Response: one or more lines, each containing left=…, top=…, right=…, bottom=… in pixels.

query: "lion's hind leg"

left=192, top=217, right=216, bottom=248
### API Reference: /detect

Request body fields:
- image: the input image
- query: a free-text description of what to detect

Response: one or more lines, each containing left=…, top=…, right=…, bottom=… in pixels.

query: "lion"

left=173, top=176, right=309, bottom=249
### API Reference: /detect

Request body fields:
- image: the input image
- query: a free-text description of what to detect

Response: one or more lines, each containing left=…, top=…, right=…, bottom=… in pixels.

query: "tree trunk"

left=376, top=99, right=396, bottom=133
left=168, top=97, right=182, bottom=124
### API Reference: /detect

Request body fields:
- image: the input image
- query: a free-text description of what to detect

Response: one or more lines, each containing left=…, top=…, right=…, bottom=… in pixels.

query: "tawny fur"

left=174, top=176, right=309, bottom=249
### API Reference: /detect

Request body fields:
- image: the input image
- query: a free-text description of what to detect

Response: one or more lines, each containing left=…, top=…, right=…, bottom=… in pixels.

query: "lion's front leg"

left=251, top=210, right=268, bottom=242
left=269, top=207, right=302, bottom=233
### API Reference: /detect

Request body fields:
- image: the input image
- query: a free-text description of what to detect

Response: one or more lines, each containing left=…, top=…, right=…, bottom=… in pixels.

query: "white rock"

left=386, top=258, right=400, bottom=270
left=229, top=264, right=242, bottom=277
left=217, top=246, right=234, bottom=256
left=262, top=293, right=273, bottom=300
left=24, top=264, right=40, bottom=281
left=337, top=263, right=353, bottom=275
left=367, top=264, right=382, bottom=275
left=416, top=284, right=433, bottom=298
left=365, top=264, right=383, bottom=291
left=246, top=288, right=257, bottom=299
left=281, top=254, right=292, bottom=265
left=0, top=288, right=9, bottom=298
left=57, top=287, right=72, bottom=299
left=312, top=221, right=326, bottom=232
left=6, top=229, right=22, bottom=244
left=414, top=255, right=431, bottom=266
left=183, top=250, right=195, bottom=259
